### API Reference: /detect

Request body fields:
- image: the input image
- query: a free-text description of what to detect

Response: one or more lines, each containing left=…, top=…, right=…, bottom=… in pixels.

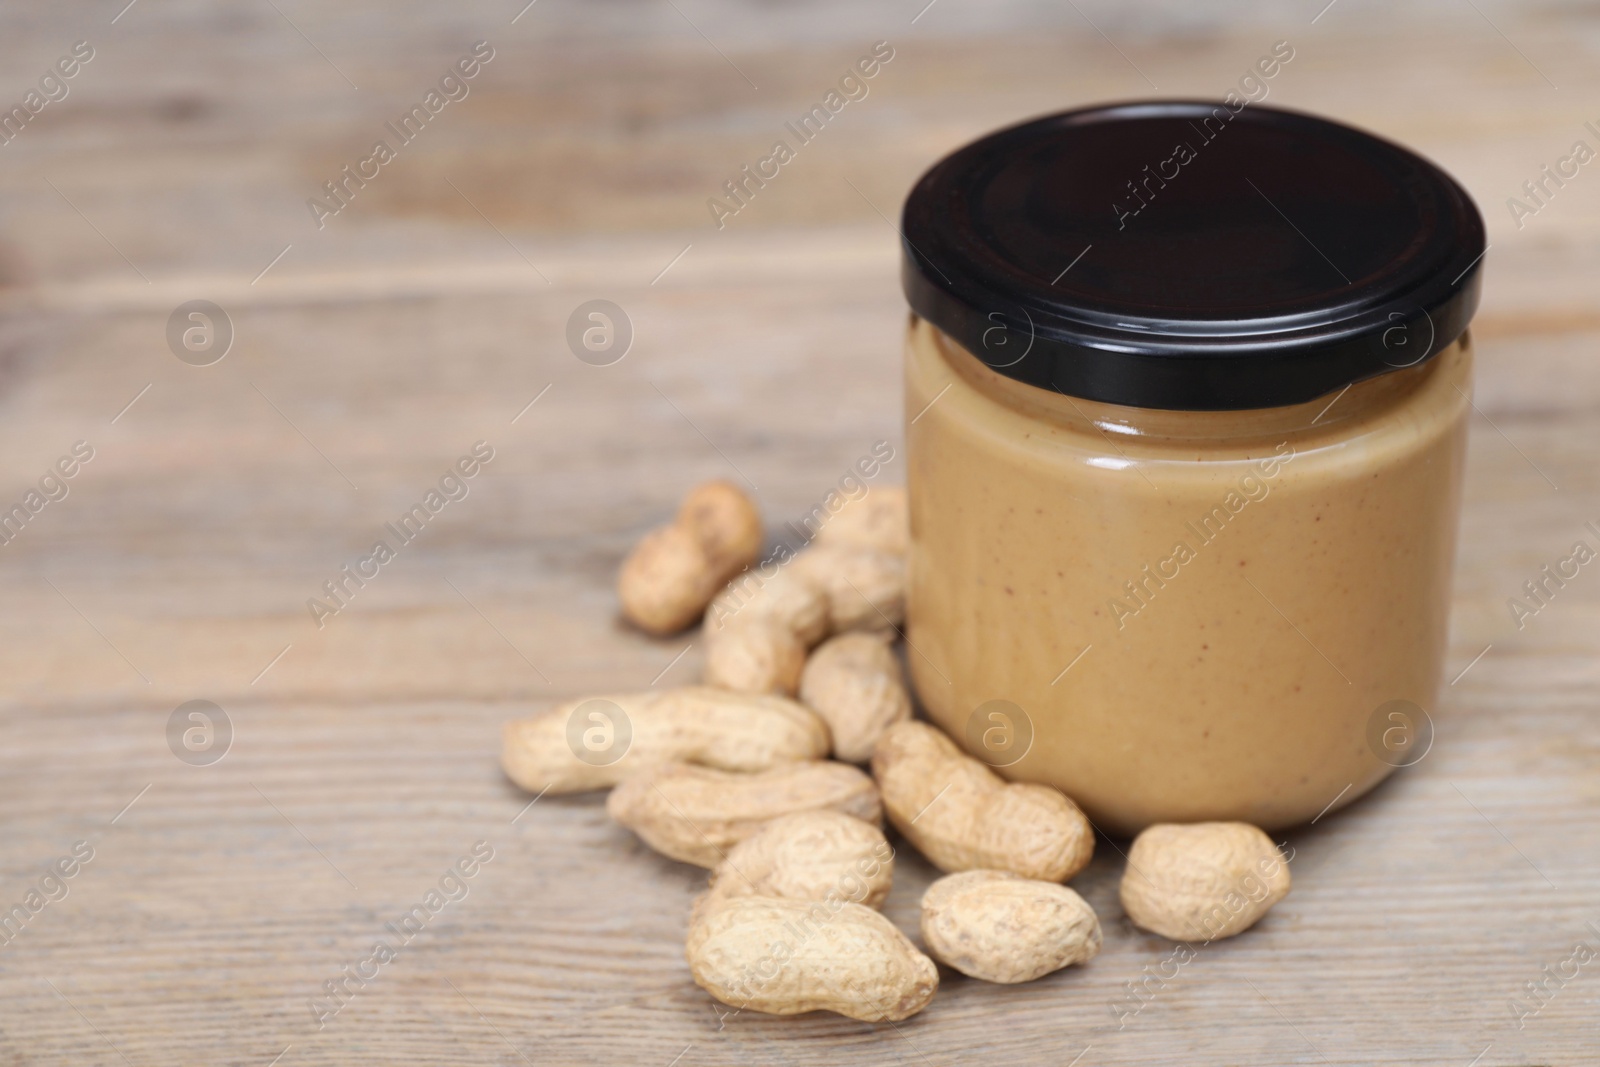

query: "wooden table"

left=0, top=2, right=1595, bottom=1063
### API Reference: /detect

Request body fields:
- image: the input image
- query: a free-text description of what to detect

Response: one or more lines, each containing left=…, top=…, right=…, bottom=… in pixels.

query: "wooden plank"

left=0, top=3, right=1597, bottom=1065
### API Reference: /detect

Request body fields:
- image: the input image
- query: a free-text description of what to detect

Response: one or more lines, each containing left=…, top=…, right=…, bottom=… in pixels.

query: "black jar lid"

left=901, top=101, right=1486, bottom=410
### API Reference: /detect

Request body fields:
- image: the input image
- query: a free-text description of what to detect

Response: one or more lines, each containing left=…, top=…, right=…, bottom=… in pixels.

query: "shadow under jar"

left=900, top=101, right=1486, bottom=835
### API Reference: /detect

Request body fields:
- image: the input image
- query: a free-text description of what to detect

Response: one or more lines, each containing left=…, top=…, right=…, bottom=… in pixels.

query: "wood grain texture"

left=0, top=1, right=1597, bottom=1064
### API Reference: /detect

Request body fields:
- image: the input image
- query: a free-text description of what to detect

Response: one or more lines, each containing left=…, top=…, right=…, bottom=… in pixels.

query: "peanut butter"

left=905, top=318, right=1471, bottom=834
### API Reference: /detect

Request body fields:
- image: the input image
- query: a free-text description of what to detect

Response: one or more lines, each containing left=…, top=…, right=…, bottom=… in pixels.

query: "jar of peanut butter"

left=900, top=101, right=1486, bottom=835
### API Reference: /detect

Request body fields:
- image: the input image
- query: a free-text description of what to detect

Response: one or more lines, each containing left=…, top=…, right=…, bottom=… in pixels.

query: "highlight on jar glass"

left=899, top=100, right=1486, bottom=836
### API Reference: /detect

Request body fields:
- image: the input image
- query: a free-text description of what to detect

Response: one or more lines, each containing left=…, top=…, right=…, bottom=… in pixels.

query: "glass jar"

left=899, top=102, right=1486, bottom=834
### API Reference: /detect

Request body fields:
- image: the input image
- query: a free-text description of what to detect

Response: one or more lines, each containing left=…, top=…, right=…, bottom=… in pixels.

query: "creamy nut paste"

left=905, top=319, right=1471, bottom=833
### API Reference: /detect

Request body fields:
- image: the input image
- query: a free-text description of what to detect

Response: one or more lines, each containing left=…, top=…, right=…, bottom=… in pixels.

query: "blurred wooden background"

left=0, top=1, right=1596, bottom=1063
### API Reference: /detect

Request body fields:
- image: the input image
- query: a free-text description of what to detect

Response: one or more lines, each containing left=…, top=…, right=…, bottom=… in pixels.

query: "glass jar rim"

left=915, top=317, right=1472, bottom=453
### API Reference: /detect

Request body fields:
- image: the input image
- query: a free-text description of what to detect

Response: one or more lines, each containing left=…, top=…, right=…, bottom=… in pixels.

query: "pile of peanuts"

left=501, top=480, right=1291, bottom=1022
